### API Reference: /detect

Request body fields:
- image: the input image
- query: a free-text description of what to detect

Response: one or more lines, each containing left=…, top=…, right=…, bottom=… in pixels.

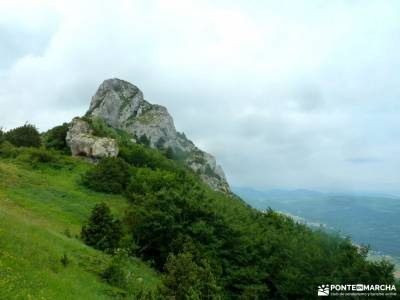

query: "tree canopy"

left=4, top=124, right=41, bottom=148
left=78, top=127, right=397, bottom=299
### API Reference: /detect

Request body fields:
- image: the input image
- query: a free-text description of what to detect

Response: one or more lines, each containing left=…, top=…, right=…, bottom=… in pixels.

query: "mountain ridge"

left=82, top=78, right=230, bottom=193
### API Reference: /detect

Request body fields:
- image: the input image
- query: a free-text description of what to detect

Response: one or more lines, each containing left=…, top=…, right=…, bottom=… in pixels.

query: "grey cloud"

left=294, top=87, right=324, bottom=112
left=0, top=0, right=400, bottom=194
left=0, top=26, right=54, bottom=70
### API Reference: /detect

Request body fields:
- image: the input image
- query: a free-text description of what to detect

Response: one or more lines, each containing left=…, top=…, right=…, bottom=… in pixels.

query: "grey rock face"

left=87, top=78, right=230, bottom=193
left=66, top=118, right=119, bottom=158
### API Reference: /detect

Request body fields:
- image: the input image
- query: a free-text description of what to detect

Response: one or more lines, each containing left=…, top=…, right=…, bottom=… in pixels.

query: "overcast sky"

left=1, top=0, right=400, bottom=194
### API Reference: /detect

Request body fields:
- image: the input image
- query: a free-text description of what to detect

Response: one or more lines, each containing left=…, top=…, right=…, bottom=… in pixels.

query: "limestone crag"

left=87, top=79, right=184, bottom=151
left=66, top=118, right=119, bottom=159
left=86, top=78, right=230, bottom=193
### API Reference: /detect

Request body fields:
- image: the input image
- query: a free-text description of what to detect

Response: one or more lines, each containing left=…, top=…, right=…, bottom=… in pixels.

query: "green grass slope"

left=0, top=120, right=397, bottom=299
left=0, top=158, right=160, bottom=300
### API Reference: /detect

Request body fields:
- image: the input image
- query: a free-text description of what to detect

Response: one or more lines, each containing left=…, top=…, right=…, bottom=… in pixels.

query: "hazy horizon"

left=1, top=0, right=400, bottom=193
left=232, top=185, right=400, bottom=198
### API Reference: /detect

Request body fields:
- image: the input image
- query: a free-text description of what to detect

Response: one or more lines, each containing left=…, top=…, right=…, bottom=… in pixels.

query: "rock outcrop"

left=66, top=117, right=119, bottom=158
left=86, top=78, right=230, bottom=193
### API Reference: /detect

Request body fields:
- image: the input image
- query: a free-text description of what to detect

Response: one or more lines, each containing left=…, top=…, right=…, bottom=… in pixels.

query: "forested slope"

left=0, top=123, right=397, bottom=299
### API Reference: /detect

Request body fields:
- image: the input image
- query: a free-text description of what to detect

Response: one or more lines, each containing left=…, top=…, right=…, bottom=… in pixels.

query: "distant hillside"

left=234, top=187, right=400, bottom=258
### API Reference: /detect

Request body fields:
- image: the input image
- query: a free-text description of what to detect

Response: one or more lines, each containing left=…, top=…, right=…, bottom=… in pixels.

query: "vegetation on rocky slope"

left=0, top=123, right=397, bottom=299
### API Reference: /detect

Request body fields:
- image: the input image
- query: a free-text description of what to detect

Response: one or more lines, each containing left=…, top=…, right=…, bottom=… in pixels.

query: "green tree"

left=0, top=141, right=18, bottom=158
left=0, top=128, right=4, bottom=144
left=77, top=127, right=396, bottom=299
left=82, top=157, right=131, bottom=193
left=164, top=147, right=174, bottom=160
left=139, top=134, right=151, bottom=146
left=44, top=123, right=70, bottom=153
left=119, top=143, right=176, bottom=170
left=160, top=251, right=221, bottom=300
left=101, top=250, right=129, bottom=288
left=5, top=124, right=41, bottom=147
left=81, top=203, right=122, bottom=252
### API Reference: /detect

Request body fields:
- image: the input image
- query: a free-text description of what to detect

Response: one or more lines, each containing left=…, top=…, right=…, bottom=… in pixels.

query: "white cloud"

left=1, top=0, right=400, bottom=193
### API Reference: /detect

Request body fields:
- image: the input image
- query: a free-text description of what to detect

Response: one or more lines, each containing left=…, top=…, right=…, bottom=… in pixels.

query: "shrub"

left=138, top=134, right=150, bottom=146
left=119, top=143, right=177, bottom=171
left=163, top=147, right=174, bottom=160
left=16, top=147, right=59, bottom=168
left=127, top=168, right=178, bottom=199
left=60, top=253, right=70, bottom=267
left=64, top=228, right=72, bottom=238
left=0, top=141, right=19, bottom=158
left=86, top=117, right=134, bottom=147
left=0, top=128, right=4, bottom=144
left=102, top=249, right=158, bottom=299
left=119, top=145, right=151, bottom=168
left=172, top=148, right=191, bottom=162
left=23, top=148, right=57, bottom=163
left=101, top=250, right=129, bottom=288
left=205, top=164, right=221, bottom=180
left=160, top=251, right=221, bottom=299
left=81, top=203, right=122, bottom=252
left=90, top=117, right=117, bottom=138
left=5, top=124, right=41, bottom=148
left=44, top=123, right=70, bottom=153
left=102, top=260, right=127, bottom=288
left=155, top=137, right=166, bottom=149
left=82, top=157, right=131, bottom=194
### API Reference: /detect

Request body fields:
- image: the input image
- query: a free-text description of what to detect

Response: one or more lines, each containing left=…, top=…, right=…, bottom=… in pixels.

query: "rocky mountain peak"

left=87, top=78, right=145, bottom=129
left=85, top=78, right=230, bottom=193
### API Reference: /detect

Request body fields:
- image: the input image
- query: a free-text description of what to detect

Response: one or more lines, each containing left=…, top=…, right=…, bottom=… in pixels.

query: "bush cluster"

left=0, top=124, right=69, bottom=168
left=0, top=128, right=4, bottom=144
left=16, top=147, right=59, bottom=167
left=0, top=141, right=19, bottom=158
left=82, top=157, right=131, bottom=194
left=102, top=252, right=128, bottom=288
left=0, top=140, right=62, bottom=168
left=2, top=121, right=394, bottom=298
left=160, top=250, right=221, bottom=299
left=43, top=123, right=70, bottom=153
left=3, top=124, right=41, bottom=148
left=81, top=202, right=122, bottom=252
left=74, top=123, right=397, bottom=299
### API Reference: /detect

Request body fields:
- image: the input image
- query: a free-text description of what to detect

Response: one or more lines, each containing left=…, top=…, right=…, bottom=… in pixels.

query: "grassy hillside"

left=0, top=157, right=160, bottom=300
left=0, top=122, right=398, bottom=299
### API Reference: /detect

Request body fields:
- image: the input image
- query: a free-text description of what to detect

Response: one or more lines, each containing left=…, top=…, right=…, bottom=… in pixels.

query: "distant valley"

left=235, top=187, right=400, bottom=263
